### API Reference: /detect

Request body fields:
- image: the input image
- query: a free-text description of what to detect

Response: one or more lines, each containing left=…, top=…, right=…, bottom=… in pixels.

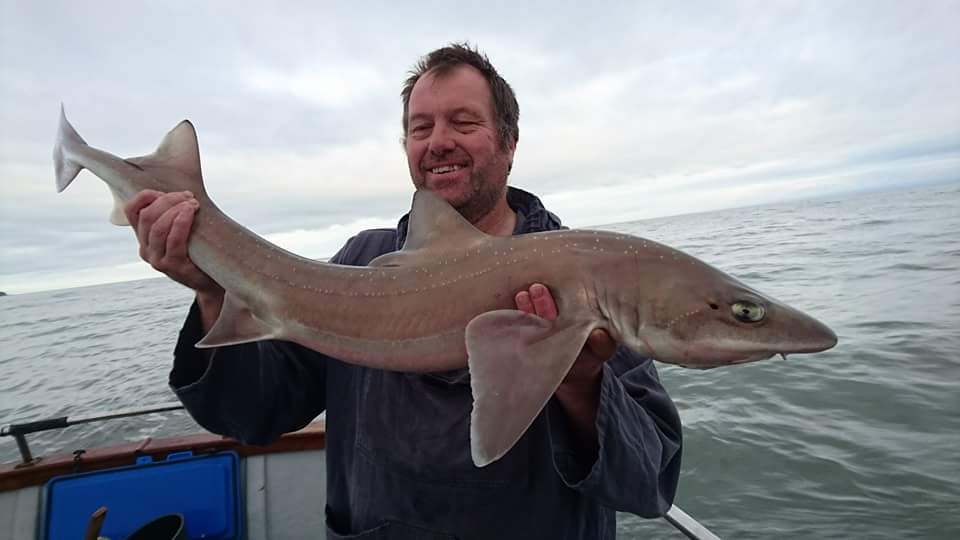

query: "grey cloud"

left=1, top=1, right=958, bottom=292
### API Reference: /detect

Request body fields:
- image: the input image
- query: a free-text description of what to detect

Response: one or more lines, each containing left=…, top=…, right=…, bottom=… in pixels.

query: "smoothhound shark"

left=53, top=107, right=838, bottom=466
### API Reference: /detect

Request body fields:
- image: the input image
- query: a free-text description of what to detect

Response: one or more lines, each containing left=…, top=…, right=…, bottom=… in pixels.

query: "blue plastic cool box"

left=41, top=450, right=243, bottom=540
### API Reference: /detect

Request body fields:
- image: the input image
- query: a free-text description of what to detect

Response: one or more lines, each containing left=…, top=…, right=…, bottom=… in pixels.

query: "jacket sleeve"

left=546, top=347, right=683, bottom=517
left=168, top=303, right=329, bottom=445
left=167, top=242, right=362, bottom=445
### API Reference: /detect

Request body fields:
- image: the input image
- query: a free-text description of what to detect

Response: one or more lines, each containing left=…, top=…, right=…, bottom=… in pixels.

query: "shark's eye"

left=732, top=301, right=765, bottom=323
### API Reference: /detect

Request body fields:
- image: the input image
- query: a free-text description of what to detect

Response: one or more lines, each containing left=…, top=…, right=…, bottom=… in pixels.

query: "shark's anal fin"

left=196, top=293, right=277, bottom=348
left=467, top=310, right=595, bottom=467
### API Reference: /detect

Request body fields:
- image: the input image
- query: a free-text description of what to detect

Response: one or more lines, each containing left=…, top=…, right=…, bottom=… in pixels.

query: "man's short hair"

left=401, top=43, right=519, bottom=151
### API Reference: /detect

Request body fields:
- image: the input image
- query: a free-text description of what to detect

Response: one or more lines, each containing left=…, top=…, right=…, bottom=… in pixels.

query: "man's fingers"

left=124, top=190, right=163, bottom=234
left=147, top=203, right=188, bottom=264
left=135, top=191, right=194, bottom=252
left=529, top=283, right=558, bottom=321
left=515, top=290, right=534, bottom=314
left=516, top=283, right=559, bottom=320
left=164, top=202, right=197, bottom=267
left=122, top=190, right=214, bottom=293
left=587, top=328, right=617, bottom=360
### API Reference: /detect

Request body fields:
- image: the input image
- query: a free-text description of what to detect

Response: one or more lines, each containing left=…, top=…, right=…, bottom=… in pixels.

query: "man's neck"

left=471, top=197, right=517, bottom=237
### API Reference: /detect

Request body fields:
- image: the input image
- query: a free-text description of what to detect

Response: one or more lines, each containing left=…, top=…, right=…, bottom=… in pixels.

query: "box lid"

left=41, top=450, right=242, bottom=540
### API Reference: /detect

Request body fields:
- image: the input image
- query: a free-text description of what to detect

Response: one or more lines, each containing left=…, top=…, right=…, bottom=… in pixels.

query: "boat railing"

left=664, top=505, right=722, bottom=540
left=1, top=402, right=185, bottom=463
left=2, top=404, right=722, bottom=539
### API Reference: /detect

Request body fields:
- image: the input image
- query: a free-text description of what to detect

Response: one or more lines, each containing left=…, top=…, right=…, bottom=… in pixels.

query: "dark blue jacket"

left=170, top=187, right=682, bottom=539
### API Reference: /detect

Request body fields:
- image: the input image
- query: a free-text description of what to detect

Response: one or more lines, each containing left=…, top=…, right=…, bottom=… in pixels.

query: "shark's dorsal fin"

left=128, top=120, right=203, bottom=182
left=369, top=189, right=488, bottom=267
left=405, top=189, right=487, bottom=250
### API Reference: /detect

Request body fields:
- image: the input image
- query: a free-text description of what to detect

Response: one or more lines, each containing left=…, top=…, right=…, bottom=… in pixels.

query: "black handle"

left=2, top=416, right=69, bottom=436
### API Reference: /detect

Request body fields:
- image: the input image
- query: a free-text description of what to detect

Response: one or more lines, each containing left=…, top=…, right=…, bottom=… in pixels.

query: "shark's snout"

left=796, top=322, right=838, bottom=353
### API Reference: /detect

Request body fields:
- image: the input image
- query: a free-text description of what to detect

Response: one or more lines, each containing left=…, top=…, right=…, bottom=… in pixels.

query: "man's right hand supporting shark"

left=124, top=189, right=224, bottom=332
left=516, top=283, right=617, bottom=461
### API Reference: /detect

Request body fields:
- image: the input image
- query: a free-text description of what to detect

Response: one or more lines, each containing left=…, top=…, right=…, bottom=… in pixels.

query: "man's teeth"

left=430, top=165, right=462, bottom=174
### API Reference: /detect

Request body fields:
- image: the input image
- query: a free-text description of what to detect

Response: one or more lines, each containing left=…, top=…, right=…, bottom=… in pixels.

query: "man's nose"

left=428, top=126, right=456, bottom=155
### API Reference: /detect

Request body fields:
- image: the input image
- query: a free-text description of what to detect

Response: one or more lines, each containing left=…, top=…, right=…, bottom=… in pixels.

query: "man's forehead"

left=408, top=64, right=492, bottom=115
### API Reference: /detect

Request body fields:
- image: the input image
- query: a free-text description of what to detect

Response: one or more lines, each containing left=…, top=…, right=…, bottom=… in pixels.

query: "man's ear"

left=506, top=137, right=518, bottom=173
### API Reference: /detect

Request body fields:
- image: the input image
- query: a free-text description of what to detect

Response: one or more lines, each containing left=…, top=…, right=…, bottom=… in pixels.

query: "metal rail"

left=665, top=505, right=722, bottom=540
left=1, top=402, right=184, bottom=463
left=2, top=402, right=721, bottom=538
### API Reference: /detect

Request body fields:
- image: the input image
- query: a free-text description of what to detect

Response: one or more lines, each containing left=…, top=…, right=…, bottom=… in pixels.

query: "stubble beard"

left=452, top=157, right=510, bottom=225
left=413, top=154, right=511, bottom=225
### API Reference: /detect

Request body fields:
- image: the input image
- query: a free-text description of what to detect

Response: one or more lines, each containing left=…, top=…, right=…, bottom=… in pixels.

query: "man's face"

left=405, top=65, right=516, bottom=223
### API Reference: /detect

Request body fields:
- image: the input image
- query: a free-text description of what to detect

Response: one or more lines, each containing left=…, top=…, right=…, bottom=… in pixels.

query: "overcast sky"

left=1, top=1, right=958, bottom=293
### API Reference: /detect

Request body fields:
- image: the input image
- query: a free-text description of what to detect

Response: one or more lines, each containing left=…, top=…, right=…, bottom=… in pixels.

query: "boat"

left=1, top=404, right=720, bottom=539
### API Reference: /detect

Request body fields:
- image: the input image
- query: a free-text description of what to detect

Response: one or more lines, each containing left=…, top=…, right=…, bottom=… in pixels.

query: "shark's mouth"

left=676, top=336, right=836, bottom=368
left=670, top=342, right=779, bottom=369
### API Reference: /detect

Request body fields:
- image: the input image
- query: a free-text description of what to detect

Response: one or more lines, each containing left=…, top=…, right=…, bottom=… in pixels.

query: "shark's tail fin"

left=54, top=105, right=87, bottom=192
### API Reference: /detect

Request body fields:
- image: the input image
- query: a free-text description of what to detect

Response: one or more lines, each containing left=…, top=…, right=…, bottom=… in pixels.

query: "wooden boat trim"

left=0, top=420, right=326, bottom=492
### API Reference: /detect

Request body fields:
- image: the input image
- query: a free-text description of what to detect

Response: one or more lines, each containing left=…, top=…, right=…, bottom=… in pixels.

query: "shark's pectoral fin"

left=109, top=186, right=129, bottom=226
left=196, top=293, right=278, bottom=348
left=466, top=310, right=595, bottom=467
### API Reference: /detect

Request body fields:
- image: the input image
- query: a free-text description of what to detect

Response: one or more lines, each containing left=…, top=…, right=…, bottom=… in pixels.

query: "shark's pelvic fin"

left=53, top=105, right=87, bottom=193
left=466, top=310, right=595, bottom=467
left=196, top=292, right=277, bottom=348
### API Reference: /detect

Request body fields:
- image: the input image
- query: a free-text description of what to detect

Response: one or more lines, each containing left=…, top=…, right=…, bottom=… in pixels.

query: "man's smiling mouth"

left=429, top=164, right=464, bottom=174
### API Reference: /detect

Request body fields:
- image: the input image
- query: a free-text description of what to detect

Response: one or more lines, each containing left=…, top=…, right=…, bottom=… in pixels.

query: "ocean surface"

left=2, top=182, right=958, bottom=539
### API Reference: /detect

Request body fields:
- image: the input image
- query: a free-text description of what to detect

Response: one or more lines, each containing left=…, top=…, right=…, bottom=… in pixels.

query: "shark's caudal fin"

left=196, top=293, right=278, bottom=348
left=53, top=105, right=87, bottom=193
left=54, top=107, right=130, bottom=225
left=467, top=310, right=595, bottom=467
left=54, top=107, right=205, bottom=227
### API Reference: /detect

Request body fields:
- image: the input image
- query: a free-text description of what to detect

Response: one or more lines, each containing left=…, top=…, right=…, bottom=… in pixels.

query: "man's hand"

left=125, top=190, right=224, bottom=329
left=514, top=283, right=617, bottom=384
left=515, top=283, right=617, bottom=459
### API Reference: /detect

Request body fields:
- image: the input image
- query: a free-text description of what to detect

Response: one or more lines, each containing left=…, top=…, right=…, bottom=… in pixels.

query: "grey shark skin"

left=53, top=107, right=838, bottom=466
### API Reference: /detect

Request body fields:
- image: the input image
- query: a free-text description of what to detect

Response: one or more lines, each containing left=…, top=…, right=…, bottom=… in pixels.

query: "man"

left=125, top=43, right=682, bottom=539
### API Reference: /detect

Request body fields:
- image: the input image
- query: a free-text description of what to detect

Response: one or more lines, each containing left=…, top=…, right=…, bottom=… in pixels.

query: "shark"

left=53, top=107, right=838, bottom=466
